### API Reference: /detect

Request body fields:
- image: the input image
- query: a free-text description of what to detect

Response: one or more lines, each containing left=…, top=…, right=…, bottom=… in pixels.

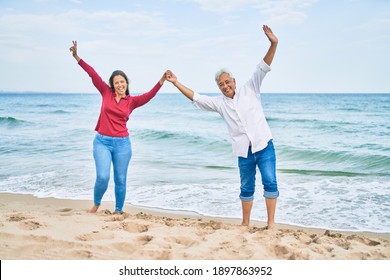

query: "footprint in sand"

left=112, top=242, right=137, bottom=254
left=122, top=222, right=149, bottom=233
left=163, top=217, right=175, bottom=227
left=321, top=231, right=351, bottom=250
left=7, top=214, right=29, bottom=222
left=75, top=231, right=114, bottom=241
left=164, top=236, right=198, bottom=247
left=137, top=235, right=154, bottom=245
left=74, top=250, right=94, bottom=259
left=136, top=212, right=153, bottom=220
left=143, top=249, right=171, bottom=260
left=347, top=234, right=381, bottom=246
left=21, top=220, right=43, bottom=230
left=58, top=208, right=72, bottom=212
left=57, top=208, right=74, bottom=216
left=7, top=214, right=43, bottom=230
left=273, top=244, right=308, bottom=260
left=199, top=220, right=223, bottom=230
left=274, top=244, right=289, bottom=256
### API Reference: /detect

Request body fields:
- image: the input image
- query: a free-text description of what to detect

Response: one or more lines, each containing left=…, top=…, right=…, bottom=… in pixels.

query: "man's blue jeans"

left=93, top=133, right=132, bottom=212
left=238, top=140, right=279, bottom=201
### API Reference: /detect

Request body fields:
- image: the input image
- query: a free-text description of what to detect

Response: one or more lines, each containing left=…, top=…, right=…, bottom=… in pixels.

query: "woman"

left=69, top=41, right=166, bottom=214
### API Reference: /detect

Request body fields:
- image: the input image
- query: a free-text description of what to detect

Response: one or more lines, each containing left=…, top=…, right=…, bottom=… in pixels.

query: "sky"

left=0, top=0, right=389, bottom=94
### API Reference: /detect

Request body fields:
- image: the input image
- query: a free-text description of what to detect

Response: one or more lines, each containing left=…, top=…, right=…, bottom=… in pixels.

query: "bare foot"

left=265, top=223, right=276, bottom=231
left=90, top=205, right=99, bottom=213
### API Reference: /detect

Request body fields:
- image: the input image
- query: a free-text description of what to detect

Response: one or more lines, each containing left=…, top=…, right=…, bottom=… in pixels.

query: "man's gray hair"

left=215, top=68, right=235, bottom=85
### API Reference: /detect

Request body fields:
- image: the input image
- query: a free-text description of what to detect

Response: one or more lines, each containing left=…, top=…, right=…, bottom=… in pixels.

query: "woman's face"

left=113, top=75, right=128, bottom=96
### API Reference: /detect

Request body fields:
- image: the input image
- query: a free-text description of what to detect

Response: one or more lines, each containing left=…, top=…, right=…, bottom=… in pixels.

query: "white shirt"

left=192, top=60, right=273, bottom=158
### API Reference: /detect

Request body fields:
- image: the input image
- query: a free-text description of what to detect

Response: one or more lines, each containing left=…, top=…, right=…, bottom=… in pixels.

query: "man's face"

left=217, top=73, right=236, bottom=99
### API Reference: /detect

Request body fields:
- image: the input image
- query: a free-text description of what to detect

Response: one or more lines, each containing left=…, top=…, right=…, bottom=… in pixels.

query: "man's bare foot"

left=90, top=205, right=99, bottom=213
left=265, top=223, right=276, bottom=231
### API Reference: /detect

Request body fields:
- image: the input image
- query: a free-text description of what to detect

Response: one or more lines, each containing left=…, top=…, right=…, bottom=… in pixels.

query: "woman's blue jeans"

left=238, top=140, right=279, bottom=201
left=93, top=133, right=132, bottom=212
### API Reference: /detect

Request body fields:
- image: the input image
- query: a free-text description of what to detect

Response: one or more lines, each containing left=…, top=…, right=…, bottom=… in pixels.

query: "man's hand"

left=262, top=25, right=278, bottom=66
left=165, top=70, right=178, bottom=84
left=263, top=25, right=278, bottom=45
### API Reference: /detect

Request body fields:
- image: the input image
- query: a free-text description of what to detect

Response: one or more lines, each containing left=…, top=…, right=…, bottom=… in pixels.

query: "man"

left=166, top=25, right=279, bottom=228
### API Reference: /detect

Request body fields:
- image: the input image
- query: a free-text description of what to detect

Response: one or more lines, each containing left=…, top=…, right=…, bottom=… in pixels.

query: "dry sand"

left=0, top=193, right=389, bottom=260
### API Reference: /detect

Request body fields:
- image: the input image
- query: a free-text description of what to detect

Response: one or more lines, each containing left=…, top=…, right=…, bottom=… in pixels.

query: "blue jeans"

left=93, top=133, right=132, bottom=212
left=238, top=140, right=279, bottom=201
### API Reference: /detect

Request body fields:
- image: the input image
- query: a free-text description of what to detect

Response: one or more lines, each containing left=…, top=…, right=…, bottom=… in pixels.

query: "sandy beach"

left=0, top=193, right=389, bottom=260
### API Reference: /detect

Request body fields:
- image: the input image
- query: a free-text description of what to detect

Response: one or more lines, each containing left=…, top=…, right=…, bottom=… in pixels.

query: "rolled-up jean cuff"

left=264, top=191, right=279, bottom=199
left=239, top=195, right=254, bottom=202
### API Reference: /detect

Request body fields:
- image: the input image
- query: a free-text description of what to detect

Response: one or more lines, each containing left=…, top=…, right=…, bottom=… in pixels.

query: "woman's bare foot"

left=90, top=205, right=99, bottom=213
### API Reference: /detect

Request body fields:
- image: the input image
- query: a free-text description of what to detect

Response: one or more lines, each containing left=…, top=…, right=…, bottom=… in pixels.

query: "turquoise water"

left=0, top=92, right=389, bottom=232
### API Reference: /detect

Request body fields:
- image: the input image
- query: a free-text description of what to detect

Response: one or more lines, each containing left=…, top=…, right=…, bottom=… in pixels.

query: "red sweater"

left=79, top=59, right=162, bottom=137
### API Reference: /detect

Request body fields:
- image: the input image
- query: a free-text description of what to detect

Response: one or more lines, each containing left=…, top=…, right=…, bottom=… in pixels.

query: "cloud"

left=357, top=17, right=390, bottom=31
left=191, top=0, right=317, bottom=24
left=0, top=8, right=181, bottom=61
left=0, top=12, right=79, bottom=36
left=254, top=0, right=317, bottom=24
left=0, top=9, right=178, bottom=38
left=192, top=0, right=255, bottom=13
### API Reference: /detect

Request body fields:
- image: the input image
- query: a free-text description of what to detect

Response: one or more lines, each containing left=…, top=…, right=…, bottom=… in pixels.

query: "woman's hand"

left=159, top=70, right=168, bottom=85
left=69, top=41, right=81, bottom=62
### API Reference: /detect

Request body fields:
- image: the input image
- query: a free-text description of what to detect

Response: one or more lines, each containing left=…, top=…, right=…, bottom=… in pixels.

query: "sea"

left=0, top=92, right=389, bottom=233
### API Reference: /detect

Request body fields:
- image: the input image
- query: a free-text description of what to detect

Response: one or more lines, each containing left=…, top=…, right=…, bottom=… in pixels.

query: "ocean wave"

left=267, top=116, right=355, bottom=127
left=35, top=102, right=84, bottom=109
left=205, top=165, right=235, bottom=170
left=279, top=169, right=366, bottom=177
left=278, top=148, right=390, bottom=176
left=134, top=128, right=230, bottom=148
left=51, top=110, right=70, bottom=114
left=0, top=116, right=27, bottom=127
